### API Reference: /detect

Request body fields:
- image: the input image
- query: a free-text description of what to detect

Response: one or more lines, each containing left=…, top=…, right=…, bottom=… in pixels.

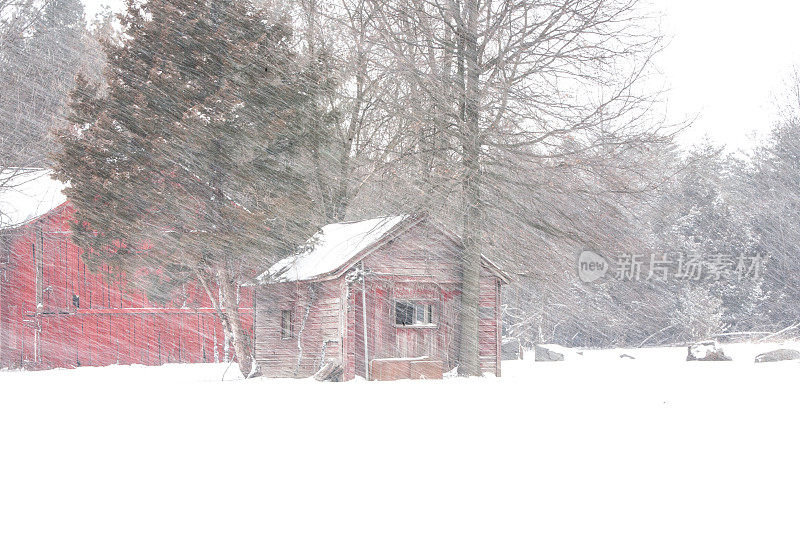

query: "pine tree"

left=55, top=0, right=326, bottom=376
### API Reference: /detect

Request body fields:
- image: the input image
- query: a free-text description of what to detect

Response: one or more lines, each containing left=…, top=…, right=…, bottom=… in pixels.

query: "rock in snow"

left=534, top=344, right=565, bottom=361
left=687, top=341, right=731, bottom=361
left=754, top=349, right=800, bottom=363
left=501, top=337, right=523, bottom=360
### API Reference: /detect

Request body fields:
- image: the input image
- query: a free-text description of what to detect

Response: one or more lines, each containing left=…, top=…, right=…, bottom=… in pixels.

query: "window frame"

left=394, top=299, right=437, bottom=329
left=280, top=309, right=294, bottom=339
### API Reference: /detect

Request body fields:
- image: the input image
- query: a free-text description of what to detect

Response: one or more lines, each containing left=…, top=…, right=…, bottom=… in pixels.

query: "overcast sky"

left=83, top=0, right=800, bottom=153
left=658, top=0, right=800, bottom=152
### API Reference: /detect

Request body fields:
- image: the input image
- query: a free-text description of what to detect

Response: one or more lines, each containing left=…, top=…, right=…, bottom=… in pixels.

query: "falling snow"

left=3, top=0, right=800, bottom=531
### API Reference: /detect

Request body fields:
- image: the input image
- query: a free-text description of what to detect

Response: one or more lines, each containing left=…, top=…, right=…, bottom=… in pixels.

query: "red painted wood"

left=0, top=203, right=253, bottom=370
left=254, top=219, right=506, bottom=380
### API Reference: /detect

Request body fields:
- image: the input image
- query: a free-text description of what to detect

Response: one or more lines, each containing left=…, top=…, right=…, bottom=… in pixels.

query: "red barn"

left=0, top=168, right=251, bottom=370
left=254, top=214, right=509, bottom=380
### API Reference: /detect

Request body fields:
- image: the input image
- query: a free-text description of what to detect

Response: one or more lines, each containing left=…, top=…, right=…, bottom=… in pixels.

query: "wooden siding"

left=364, top=219, right=500, bottom=282
left=478, top=277, right=500, bottom=375
left=255, top=219, right=503, bottom=380
left=370, top=358, right=444, bottom=380
left=0, top=204, right=253, bottom=370
left=254, top=279, right=345, bottom=378
left=364, top=220, right=501, bottom=376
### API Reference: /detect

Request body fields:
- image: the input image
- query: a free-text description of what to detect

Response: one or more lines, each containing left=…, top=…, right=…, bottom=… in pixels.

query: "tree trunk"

left=332, top=25, right=367, bottom=223
left=305, top=0, right=335, bottom=223
left=218, top=267, right=255, bottom=377
left=457, top=0, right=482, bottom=377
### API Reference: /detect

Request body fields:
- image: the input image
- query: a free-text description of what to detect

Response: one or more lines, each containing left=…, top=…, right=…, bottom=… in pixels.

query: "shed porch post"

left=361, top=262, right=369, bottom=380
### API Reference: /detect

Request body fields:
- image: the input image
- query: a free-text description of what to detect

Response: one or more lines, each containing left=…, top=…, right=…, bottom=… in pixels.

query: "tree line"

left=507, top=132, right=800, bottom=348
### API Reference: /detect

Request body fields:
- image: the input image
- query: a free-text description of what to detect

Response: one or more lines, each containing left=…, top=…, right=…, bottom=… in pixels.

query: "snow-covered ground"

left=3, top=342, right=800, bottom=532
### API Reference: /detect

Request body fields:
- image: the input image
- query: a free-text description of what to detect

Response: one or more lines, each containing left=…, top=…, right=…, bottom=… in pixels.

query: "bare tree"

left=0, top=0, right=93, bottom=169
left=0, top=1, right=49, bottom=227
left=0, top=0, right=46, bottom=172
left=278, top=0, right=430, bottom=222
left=360, top=0, right=668, bottom=374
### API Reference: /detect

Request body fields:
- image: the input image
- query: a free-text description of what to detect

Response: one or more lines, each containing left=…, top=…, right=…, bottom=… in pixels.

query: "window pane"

left=395, top=301, right=414, bottom=325
left=414, top=303, right=425, bottom=324
left=281, top=310, right=292, bottom=338
left=395, top=300, right=435, bottom=325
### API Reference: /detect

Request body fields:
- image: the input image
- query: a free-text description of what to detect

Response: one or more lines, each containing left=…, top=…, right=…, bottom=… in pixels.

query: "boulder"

left=687, top=341, right=731, bottom=361
left=619, top=353, right=635, bottom=360
left=501, top=338, right=523, bottom=360
left=534, top=345, right=565, bottom=362
left=754, top=349, right=800, bottom=363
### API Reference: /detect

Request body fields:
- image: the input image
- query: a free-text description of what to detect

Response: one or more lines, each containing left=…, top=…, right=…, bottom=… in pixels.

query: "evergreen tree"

left=55, top=0, right=326, bottom=376
left=666, top=144, right=764, bottom=336
left=738, top=118, right=800, bottom=328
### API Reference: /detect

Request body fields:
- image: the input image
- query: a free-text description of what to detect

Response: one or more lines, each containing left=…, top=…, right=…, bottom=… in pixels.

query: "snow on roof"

left=259, top=215, right=409, bottom=283
left=0, top=168, right=67, bottom=229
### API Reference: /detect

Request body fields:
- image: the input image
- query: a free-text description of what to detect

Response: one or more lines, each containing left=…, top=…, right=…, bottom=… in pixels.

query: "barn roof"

left=258, top=214, right=511, bottom=284
left=0, top=168, right=66, bottom=229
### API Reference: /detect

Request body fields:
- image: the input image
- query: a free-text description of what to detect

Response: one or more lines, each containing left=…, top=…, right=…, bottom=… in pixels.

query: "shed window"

left=281, top=310, right=293, bottom=339
left=395, top=301, right=434, bottom=326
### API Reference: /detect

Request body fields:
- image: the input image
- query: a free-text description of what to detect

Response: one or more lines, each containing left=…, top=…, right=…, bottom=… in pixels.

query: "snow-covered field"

left=3, top=342, right=800, bottom=532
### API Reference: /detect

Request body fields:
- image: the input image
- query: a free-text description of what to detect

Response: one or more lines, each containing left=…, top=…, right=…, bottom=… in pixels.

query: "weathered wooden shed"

left=254, top=214, right=509, bottom=380
left=0, top=168, right=252, bottom=370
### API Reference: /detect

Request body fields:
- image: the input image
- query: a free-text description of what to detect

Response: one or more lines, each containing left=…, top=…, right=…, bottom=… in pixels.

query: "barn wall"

left=0, top=205, right=253, bottom=370
left=254, top=279, right=345, bottom=378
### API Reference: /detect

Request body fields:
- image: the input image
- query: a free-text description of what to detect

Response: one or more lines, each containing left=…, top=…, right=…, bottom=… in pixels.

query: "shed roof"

left=258, top=214, right=511, bottom=284
left=259, top=215, right=409, bottom=283
left=0, top=168, right=66, bottom=229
